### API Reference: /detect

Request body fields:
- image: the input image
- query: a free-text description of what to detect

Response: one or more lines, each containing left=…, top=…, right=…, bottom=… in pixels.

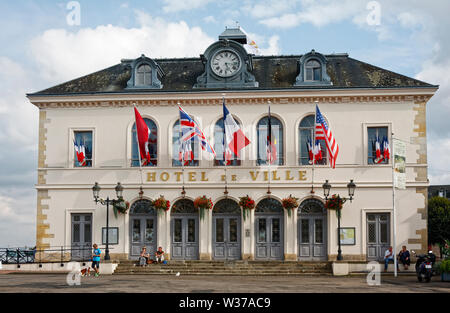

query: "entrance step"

left=113, top=261, right=332, bottom=275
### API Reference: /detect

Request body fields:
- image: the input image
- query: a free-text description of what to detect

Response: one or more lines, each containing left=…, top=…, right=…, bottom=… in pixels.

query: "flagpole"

left=222, top=94, right=228, bottom=196
left=133, top=104, right=145, bottom=187
left=267, top=100, right=272, bottom=196
left=178, top=102, right=186, bottom=196
left=311, top=101, right=318, bottom=194
left=392, top=134, right=397, bottom=278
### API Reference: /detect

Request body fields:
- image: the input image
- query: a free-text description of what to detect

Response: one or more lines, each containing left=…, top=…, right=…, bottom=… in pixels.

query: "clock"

left=210, top=50, right=241, bottom=77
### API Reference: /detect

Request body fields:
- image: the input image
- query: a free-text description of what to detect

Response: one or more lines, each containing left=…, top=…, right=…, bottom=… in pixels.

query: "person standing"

left=92, top=244, right=101, bottom=277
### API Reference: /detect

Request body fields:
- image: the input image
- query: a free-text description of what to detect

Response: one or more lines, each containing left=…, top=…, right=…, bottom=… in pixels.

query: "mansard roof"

left=29, top=54, right=437, bottom=96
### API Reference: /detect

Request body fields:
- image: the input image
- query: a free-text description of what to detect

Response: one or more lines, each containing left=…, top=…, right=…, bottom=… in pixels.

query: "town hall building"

left=27, top=27, right=438, bottom=263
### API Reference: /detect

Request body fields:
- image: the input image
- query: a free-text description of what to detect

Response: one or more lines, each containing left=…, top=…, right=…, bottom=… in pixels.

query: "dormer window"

left=136, top=64, right=152, bottom=86
left=305, top=60, right=321, bottom=81
left=294, top=50, right=332, bottom=86
left=123, top=54, right=164, bottom=90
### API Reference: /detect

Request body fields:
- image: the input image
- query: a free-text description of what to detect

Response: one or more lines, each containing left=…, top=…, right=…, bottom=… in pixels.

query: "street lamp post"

left=92, top=182, right=124, bottom=261
left=322, top=179, right=356, bottom=261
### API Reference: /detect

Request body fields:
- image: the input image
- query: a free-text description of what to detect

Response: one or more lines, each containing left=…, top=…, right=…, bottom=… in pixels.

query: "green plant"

left=112, top=199, right=130, bottom=218
left=239, top=195, right=255, bottom=221
left=428, top=197, right=450, bottom=247
left=440, top=259, right=450, bottom=274
left=194, top=196, right=213, bottom=221
left=282, top=195, right=299, bottom=218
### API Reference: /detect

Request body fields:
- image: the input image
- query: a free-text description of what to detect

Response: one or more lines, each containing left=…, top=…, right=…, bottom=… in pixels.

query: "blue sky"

left=0, top=0, right=449, bottom=247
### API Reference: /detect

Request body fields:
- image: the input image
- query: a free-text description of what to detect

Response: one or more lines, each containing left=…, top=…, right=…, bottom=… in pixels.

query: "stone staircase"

left=113, top=260, right=332, bottom=276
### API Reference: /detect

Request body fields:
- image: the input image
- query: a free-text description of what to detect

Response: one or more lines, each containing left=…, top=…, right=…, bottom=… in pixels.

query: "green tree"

left=428, top=196, right=450, bottom=250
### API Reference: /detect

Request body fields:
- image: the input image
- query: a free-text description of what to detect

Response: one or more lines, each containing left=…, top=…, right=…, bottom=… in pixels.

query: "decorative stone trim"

left=36, top=190, right=53, bottom=250
left=29, top=94, right=435, bottom=109
left=36, top=110, right=52, bottom=250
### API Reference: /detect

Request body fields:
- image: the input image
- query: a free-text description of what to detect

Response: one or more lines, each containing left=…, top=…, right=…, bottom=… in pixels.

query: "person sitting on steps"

left=155, top=246, right=165, bottom=264
left=139, top=246, right=150, bottom=267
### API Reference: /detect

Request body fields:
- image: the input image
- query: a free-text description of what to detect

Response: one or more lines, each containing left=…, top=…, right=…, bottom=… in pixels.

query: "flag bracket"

left=181, top=186, right=186, bottom=198
left=139, top=187, right=144, bottom=199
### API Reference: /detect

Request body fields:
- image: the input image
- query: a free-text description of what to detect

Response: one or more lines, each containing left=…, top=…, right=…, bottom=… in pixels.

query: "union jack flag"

left=315, top=105, right=339, bottom=169
left=178, top=106, right=215, bottom=163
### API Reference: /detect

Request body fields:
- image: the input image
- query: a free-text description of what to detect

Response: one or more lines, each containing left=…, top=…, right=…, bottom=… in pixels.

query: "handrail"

left=0, top=245, right=112, bottom=265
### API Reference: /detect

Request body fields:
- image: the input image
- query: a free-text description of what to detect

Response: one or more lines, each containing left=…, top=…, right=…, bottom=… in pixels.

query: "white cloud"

left=259, top=0, right=365, bottom=29
left=162, top=0, right=212, bottom=13
left=203, top=15, right=217, bottom=24
left=29, top=12, right=215, bottom=83
left=242, top=0, right=299, bottom=19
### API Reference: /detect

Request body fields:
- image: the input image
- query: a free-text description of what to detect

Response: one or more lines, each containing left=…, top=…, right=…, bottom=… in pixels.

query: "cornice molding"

left=29, top=93, right=435, bottom=109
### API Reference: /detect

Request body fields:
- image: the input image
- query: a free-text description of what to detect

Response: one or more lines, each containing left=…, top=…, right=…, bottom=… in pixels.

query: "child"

left=92, top=244, right=101, bottom=277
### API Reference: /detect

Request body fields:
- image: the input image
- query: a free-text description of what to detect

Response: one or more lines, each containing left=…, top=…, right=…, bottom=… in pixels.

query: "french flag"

left=374, top=134, right=383, bottom=164
left=307, top=139, right=323, bottom=164
left=74, top=141, right=86, bottom=166
left=179, top=140, right=194, bottom=166
left=313, top=140, right=323, bottom=163
left=134, top=106, right=151, bottom=166
left=223, top=100, right=250, bottom=163
left=307, top=139, right=314, bottom=164
left=382, top=136, right=390, bottom=161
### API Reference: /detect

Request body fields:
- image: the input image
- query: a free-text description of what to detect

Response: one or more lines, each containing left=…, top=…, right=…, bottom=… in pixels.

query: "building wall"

left=31, top=90, right=433, bottom=260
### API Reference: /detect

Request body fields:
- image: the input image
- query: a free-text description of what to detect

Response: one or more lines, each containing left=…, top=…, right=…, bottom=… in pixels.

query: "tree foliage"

left=428, top=196, right=450, bottom=245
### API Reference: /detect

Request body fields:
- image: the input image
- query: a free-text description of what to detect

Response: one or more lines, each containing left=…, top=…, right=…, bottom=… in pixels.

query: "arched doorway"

left=298, top=198, right=327, bottom=261
left=212, top=199, right=241, bottom=260
left=171, top=199, right=199, bottom=260
left=129, top=199, right=157, bottom=259
left=255, top=198, right=284, bottom=260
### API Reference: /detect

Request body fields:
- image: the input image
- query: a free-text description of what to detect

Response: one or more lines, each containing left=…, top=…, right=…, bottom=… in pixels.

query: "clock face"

left=211, top=50, right=241, bottom=77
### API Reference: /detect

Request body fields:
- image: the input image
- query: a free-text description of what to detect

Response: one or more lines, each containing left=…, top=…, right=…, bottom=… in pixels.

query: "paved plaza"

left=0, top=273, right=449, bottom=293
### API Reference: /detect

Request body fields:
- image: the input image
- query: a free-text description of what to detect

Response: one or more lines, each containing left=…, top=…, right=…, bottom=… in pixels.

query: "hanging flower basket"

left=239, top=195, right=255, bottom=221
left=153, top=196, right=170, bottom=215
left=325, top=194, right=345, bottom=218
left=194, top=196, right=213, bottom=221
left=112, top=199, right=130, bottom=218
left=282, top=195, right=299, bottom=218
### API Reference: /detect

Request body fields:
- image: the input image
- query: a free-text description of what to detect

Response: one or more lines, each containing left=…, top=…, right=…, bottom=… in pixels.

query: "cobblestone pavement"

left=0, top=273, right=449, bottom=293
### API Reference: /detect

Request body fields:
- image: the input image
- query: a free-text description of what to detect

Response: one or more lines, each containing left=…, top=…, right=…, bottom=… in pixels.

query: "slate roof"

left=29, top=54, right=437, bottom=96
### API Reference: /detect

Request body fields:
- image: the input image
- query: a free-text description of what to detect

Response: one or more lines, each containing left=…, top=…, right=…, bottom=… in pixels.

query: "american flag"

left=178, top=106, right=215, bottom=164
left=315, top=105, right=339, bottom=168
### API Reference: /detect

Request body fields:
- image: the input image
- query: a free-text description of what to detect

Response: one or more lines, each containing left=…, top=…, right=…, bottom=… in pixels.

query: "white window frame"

left=69, top=128, right=96, bottom=168
left=362, top=122, right=392, bottom=166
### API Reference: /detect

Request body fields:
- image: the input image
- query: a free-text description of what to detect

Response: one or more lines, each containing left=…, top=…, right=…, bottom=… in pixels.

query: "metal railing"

left=0, top=245, right=112, bottom=267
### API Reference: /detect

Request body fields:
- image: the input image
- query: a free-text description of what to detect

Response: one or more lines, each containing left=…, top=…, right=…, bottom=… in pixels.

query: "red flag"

left=134, top=107, right=151, bottom=166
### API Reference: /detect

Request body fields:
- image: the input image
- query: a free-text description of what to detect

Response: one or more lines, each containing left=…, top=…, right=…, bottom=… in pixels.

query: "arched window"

left=257, top=116, right=284, bottom=166
left=136, top=64, right=152, bottom=86
left=171, top=199, right=196, bottom=214
left=298, top=198, right=325, bottom=214
left=130, top=199, right=156, bottom=214
left=132, top=118, right=157, bottom=167
left=172, top=120, right=199, bottom=167
left=214, top=118, right=242, bottom=166
left=213, top=199, right=240, bottom=214
left=255, top=198, right=283, bottom=213
left=305, top=59, right=321, bottom=81
left=298, top=115, right=327, bottom=165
